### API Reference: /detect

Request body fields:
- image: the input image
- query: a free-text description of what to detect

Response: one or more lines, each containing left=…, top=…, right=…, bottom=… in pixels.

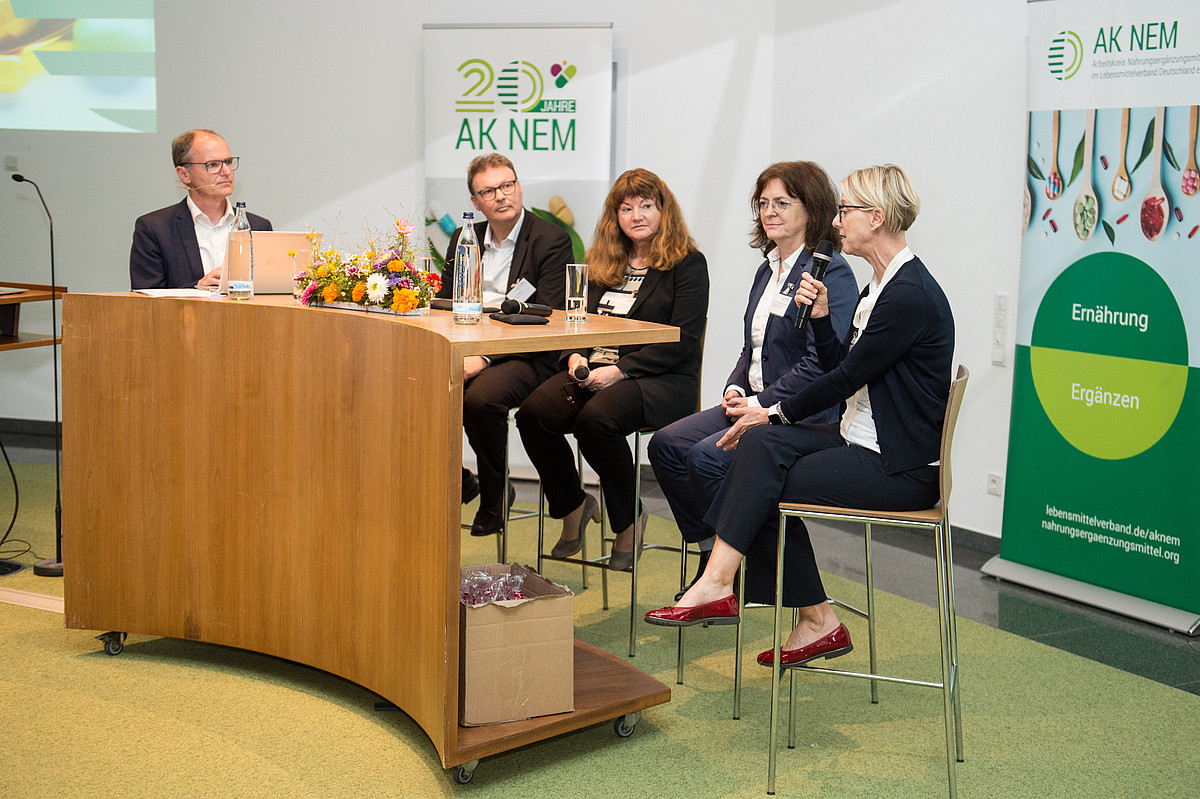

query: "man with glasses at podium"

left=130, top=128, right=272, bottom=290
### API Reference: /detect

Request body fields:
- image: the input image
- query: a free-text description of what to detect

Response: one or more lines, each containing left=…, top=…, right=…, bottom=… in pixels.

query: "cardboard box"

left=459, top=563, right=575, bottom=726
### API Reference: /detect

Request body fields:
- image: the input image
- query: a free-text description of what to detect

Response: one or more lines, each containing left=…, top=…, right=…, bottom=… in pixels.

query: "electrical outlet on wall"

left=987, top=472, right=1003, bottom=496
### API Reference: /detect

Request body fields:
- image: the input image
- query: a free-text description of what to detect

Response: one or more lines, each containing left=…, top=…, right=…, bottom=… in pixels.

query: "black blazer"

left=130, top=198, right=272, bottom=289
left=564, top=249, right=710, bottom=430
left=436, top=210, right=572, bottom=308
left=779, top=256, right=955, bottom=473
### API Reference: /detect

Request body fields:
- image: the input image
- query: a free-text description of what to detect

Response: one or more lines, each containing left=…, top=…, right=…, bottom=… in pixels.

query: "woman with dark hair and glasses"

left=648, top=161, right=857, bottom=597
left=517, top=168, right=709, bottom=571
left=647, top=164, right=954, bottom=672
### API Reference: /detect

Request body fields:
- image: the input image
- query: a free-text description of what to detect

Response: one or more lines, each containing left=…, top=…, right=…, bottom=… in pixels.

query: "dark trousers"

left=705, top=422, right=938, bottom=607
left=516, top=371, right=647, bottom=533
left=647, top=405, right=736, bottom=544
left=463, top=356, right=555, bottom=514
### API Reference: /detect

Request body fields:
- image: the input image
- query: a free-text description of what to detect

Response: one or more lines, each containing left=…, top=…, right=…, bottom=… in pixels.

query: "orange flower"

left=391, top=288, right=418, bottom=313
left=387, top=259, right=403, bottom=273
left=322, top=283, right=340, bottom=303
left=352, top=282, right=366, bottom=303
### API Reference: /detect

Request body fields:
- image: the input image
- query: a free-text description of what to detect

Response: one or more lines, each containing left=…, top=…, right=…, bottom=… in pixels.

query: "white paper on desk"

left=133, top=288, right=222, bottom=299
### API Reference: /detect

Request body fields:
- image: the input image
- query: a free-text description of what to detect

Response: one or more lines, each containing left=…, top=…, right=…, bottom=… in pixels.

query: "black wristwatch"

left=768, top=407, right=785, bottom=425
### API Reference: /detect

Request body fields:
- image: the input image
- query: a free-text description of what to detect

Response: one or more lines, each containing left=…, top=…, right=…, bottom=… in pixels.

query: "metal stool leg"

left=767, top=513, right=787, bottom=795
left=865, top=522, right=878, bottom=704
left=734, top=565, right=746, bottom=719
left=676, top=543, right=689, bottom=685
left=934, top=519, right=958, bottom=797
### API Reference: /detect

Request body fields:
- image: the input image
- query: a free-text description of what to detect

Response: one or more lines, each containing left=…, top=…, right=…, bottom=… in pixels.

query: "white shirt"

left=186, top=196, right=235, bottom=279
left=840, top=246, right=914, bottom=451
left=729, top=247, right=802, bottom=407
left=480, top=210, right=525, bottom=304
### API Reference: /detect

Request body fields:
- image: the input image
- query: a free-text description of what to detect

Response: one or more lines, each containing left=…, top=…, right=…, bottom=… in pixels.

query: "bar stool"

left=537, top=428, right=691, bottom=658
left=538, top=339, right=705, bottom=659
left=759, top=364, right=968, bottom=797
left=597, top=428, right=700, bottom=659
left=461, top=410, right=538, bottom=563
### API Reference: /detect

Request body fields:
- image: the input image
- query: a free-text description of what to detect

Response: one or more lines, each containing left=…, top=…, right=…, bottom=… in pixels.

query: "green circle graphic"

left=1030, top=253, right=1188, bottom=460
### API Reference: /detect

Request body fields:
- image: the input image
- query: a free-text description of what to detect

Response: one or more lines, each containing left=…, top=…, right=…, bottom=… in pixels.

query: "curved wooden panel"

left=61, top=294, right=676, bottom=768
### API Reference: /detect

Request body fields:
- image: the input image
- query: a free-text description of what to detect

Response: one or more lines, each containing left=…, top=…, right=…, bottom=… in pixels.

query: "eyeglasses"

left=183, top=157, right=238, bottom=174
left=756, top=197, right=799, bottom=216
left=837, top=204, right=874, bottom=219
left=473, top=180, right=518, bottom=201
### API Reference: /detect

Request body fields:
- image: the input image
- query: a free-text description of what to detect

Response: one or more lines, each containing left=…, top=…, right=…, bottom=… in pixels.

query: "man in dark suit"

left=437, top=153, right=572, bottom=535
left=130, top=129, right=272, bottom=289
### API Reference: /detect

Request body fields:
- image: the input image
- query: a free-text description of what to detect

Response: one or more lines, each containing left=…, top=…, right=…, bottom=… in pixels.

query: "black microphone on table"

left=795, top=239, right=834, bottom=331
left=500, top=298, right=553, bottom=317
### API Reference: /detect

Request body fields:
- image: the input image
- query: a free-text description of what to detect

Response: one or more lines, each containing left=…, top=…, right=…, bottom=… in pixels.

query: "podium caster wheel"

left=614, top=711, right=641, bottom=738
left=452, top=760, right=478, bottom=784
left=96, top=632, right=127, bottom=657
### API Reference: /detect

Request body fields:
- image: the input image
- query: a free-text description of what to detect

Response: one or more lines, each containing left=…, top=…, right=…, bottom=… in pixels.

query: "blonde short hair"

left=842, top=164, right=920, bottom=233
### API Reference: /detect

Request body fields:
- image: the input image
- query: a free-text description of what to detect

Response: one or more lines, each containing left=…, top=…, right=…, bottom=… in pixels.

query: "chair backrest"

left=937, top=364, right=970, bottom=510
left=693, top=326, right=708, bottom=413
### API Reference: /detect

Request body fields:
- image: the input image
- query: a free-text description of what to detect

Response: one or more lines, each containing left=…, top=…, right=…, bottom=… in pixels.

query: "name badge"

left=769, top=287, right=793, bottom=317
left=599, top=291, right=636, bottom=316
left=507, top=277, right=536, bottom=303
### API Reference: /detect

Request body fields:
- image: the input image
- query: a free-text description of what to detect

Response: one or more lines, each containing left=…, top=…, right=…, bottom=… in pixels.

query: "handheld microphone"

left=500, top=298, right=553, bottom=317
left=795, top=239, right=834, bottom=331
left=572, top=364, right=590, bottom=381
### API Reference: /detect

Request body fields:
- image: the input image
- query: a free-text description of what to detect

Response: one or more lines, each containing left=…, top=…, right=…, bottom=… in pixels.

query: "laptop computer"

left=219, top=231, right=311, bottom=295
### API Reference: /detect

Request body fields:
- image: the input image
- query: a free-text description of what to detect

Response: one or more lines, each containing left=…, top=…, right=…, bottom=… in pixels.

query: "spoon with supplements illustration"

left=1023, top=115, right=1034, bottom=234
left=1182, top=105, right=1198, bottom=197
left=1073, top=109, right=1099, bottom=241
left=1140, top=106, right=1170, bottom=242
left=1046, top=110, right=1063, bottom=199
left=1112, top=107, right=1132, bottom=201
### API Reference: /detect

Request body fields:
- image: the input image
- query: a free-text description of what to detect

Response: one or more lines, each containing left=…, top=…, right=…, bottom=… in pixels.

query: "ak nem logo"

left=1048, top=30, right=1085, bottom=79
left=454, top=58, right=579, bottom=152
left=1048, top=20, right=1180, bottom=80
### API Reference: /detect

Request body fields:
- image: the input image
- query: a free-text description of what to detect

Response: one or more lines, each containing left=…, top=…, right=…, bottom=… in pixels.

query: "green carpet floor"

left=1, top=461, right=1197, bottom=797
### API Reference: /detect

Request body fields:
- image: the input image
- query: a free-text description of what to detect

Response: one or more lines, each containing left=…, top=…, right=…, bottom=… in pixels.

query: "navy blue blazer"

left=130, top=198, right=272, bottom=289
left=778, top=255, right=954, bottom=473
left=725, top=247, right=858, bottom=424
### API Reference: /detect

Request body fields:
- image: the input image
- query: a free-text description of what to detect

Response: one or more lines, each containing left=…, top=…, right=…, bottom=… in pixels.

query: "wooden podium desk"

left=60, top=293, right=674, bottom=774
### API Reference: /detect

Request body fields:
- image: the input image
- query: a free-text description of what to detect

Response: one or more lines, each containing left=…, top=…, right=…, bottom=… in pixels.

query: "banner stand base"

left=981, top=556, right=1200, bottom=636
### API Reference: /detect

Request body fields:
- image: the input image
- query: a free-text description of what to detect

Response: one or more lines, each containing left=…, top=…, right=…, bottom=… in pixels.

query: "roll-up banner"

left=422, top=24, right=613, bottom=267
left=983, top=0, right=1200, bottom=634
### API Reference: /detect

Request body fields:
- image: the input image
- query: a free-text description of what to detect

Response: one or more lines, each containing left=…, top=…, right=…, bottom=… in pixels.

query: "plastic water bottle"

left=452, top=212, right=482, bottom=324
left=227, top=202, right=253, bottom=300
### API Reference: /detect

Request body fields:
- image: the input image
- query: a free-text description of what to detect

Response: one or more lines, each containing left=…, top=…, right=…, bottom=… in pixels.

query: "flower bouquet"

left=294, top=217, right=442, bottom=315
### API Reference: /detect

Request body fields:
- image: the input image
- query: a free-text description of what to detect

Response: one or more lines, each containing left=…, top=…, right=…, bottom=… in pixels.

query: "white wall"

left=772, top=1, right=1030, bottom=539
left=0, top=0, right=1029, bottom=540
